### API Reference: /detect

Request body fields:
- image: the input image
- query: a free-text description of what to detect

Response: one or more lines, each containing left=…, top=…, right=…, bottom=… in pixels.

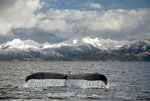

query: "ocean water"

left=0, top=61, right=150, bottom=101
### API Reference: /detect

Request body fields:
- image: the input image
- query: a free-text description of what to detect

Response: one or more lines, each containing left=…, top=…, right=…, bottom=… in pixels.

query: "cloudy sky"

left=0, top=0, right=150, bottom=43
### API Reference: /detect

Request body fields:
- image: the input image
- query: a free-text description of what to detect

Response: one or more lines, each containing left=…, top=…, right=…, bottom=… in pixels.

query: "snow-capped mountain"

left=0, top=36, right=129, bottom=51
left=0, top=39, right=41, bottom=50
left=119, top=39, right=150, bottom=54
left=81, top=36, right=129, bottom=50
left=0, top=37, right=149, bottom=61
left=0, top=39, right=63, bottom=60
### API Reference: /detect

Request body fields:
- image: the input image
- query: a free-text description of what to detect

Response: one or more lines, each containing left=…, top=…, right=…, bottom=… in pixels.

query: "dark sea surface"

left=0, top=61, right=150, bottom=101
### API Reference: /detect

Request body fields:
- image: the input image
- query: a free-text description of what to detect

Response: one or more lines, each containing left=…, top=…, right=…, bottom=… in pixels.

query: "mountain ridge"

left=0, top=37, right=149, bottom=61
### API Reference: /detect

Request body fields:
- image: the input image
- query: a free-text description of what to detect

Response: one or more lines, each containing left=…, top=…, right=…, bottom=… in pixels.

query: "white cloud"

left=0, top=0, right=42, bottom=36
left=84, top=2, right=103, bottom=9
left=37, top=8, right=150, bottom=39
left=85, top=9, right=149, bottom=31
left=0, top=0, right=149, bottom=41
left=38, top=19, right=72, bottom=32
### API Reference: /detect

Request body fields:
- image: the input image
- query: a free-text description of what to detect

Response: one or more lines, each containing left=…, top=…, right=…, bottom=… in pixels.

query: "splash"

left=25, top=79, right=107, bottom=88
left=25, top=79, right=66, bottom=87
left=66, top=80, right=106, bottom=88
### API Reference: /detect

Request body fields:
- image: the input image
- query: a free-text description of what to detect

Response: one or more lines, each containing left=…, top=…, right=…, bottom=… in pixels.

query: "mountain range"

left=0, top=37, right=150, bottom=61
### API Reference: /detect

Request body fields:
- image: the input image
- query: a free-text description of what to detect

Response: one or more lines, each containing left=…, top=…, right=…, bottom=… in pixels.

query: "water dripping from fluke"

left=24, top=72, right=109, bottom=89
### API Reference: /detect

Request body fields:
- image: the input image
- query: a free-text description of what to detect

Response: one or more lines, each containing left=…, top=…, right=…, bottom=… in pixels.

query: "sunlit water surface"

left=0, top=61, right=150, bottom=101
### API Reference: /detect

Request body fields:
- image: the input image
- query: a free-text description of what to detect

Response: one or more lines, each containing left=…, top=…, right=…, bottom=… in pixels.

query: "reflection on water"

left=0, top=61, right=150, bottom=101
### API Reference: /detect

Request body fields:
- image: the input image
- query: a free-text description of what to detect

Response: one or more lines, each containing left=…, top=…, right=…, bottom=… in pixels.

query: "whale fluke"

left=68, top=73, right=108, bottom=86
left=25, top=72, right=108, bottom=87
left=26, top=72, right=67, bottom=82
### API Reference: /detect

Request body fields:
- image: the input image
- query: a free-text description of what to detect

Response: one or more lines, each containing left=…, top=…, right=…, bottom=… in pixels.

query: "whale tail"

left=25, top=72, right=108, bottom=87
left=25, top=72, right=67, bottom=82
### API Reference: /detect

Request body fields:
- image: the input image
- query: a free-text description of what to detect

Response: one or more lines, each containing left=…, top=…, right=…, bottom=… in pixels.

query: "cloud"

left=84, top=2, right=103, bottom=9
left=12, top=28, right=65, bottom=43
left=0, top=0, right=149, bottom=42
left=37, top=8, right=150, bottom=40
left=0, top=0, right=42, bottom=36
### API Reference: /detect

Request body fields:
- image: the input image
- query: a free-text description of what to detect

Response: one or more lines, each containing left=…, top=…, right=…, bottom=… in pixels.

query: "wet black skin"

left=26, top=72, right=67, bottom=82
left=26, top=72, right=108, bottom=86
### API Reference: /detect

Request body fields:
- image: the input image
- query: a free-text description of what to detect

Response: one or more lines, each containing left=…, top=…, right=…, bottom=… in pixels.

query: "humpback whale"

left=25, top=72, right=108, bottom=87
